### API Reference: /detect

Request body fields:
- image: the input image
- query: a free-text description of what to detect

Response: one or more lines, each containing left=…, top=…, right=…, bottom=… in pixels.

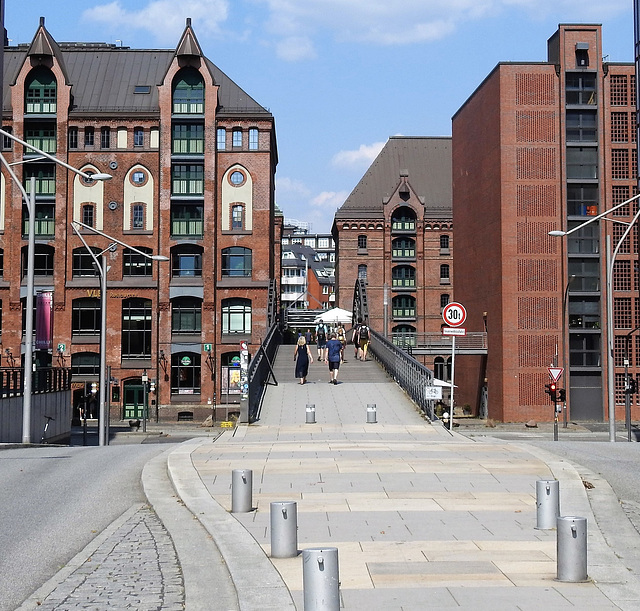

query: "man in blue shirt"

left=326, top=333, right=342, bottom=385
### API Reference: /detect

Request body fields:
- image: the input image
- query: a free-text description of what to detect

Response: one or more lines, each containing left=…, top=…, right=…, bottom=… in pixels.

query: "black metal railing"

left=368, top=330, right=435, bottom=421
left=0, top=367, right=72, bottom=398
left=246, top=322, right=282, bottom=422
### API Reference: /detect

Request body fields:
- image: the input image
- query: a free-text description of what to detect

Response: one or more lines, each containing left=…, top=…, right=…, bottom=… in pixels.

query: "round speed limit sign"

left=442, top=302, right=467, bottom=327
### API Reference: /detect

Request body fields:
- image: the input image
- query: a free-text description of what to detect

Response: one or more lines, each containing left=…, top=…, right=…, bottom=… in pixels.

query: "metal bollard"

left=270, top=501, right=298, bottom=558
left=306, top=404, right=316, bottom=424
left=536, top=479, right=560, bottom=530
left=557, top=515, right=588, bottom=582
left=231, top=469, right=253, bottom=513
left=303, top=547, right=340, bottom=611
left=366, top=404, right=377, bottom=424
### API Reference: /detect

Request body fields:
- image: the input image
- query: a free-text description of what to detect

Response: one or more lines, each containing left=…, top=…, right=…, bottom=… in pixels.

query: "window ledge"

left=221, top=333, right=251, bottom=344
left=120, top=358, right=152, bottom=368
left=72, top=335, right=100, bottom=344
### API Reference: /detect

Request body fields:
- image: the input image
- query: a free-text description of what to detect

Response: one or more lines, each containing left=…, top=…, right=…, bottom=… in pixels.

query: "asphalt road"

left=0, top=443, right=172, bottom=611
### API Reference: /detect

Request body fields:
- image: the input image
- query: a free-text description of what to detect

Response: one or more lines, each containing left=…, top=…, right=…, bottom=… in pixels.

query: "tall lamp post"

left=0, top=127, right=111, bottom=444
left=550, top=191, right=640, bottom=442
left=71, top=220, right=169, bottom=446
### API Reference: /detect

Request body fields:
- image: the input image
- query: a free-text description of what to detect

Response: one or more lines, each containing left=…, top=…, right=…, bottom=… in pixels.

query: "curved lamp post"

left=71, top=220, right=169, bottom=445
left=549, top=191, right=640, bottom=442
left=0, top=127, right=111, bottom=444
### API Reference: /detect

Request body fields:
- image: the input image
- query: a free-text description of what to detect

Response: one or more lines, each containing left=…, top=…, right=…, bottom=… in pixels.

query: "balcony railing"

left=171, top=218, right=204, bottom=238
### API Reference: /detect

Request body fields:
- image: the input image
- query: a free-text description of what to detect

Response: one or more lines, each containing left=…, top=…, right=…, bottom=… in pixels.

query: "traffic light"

left=625, top=377, right=637, bottom=394
left=544, top=382, right=557, bottom=402
left=557, top=388, right=566, bottom=402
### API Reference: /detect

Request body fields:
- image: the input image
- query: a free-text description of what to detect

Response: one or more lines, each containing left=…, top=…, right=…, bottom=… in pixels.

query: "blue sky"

left=5, top=0, right=634, bottom=233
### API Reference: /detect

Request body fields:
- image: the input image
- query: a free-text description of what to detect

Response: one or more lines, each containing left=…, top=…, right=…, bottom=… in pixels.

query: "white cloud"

left=82, top=0, right=230, bottom=43
left=276, top=176, right=311, bottom=197
left=310, top=190, right=349, bottom=210
left=332, top=142, right=385, bottom=169
left=276, top=36, right=317, bottom=61
left=255, top=0, right=629, bottom=60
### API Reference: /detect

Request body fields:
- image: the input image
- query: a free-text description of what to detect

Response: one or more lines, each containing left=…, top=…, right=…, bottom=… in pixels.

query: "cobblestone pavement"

left=24, top=505, right=184, bottom=610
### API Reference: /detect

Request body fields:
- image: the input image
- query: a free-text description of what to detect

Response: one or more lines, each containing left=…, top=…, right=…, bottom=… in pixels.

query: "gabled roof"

left=27, top=17, right=68, bottom=82
left=335, top=136, right=452, bottom=221
left=3, top=19, right=271, bottom=116
left=176, top=19, right=203, bottom=58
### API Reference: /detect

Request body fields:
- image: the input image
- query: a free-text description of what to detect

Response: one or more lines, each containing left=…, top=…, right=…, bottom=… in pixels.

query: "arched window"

left=82, top=204, right=95, bottom=227
left=222, top=298, right=252, bottom=335
left=391, top=207, right=416, bottom=232
left=221, top=247, right=252, bottom=277
left=392, top=237, right=415, bottom=258
left=123, top=247, right=152, bottom=277
left=440, top=235, right=450, bottom=251
left=121, top=298, right=152, bottom=358
left=392, top=324, right=416, bottom=348
left=171, top=245, right=203, bottom=278
left=172, top=68, right=204, bottom=114
left=357, top=235, right=367, bottom=250
left=22, top=245, right=55, bottom=278
left=72, top=247, right=100, bottom=278
left=392, top=295, right=416, bottom=318
left=171, top=352, right=201, bottom=395
left=440, top=264, right=450, bottom=284
left=172, top=297, right=202, bottom=334
left=249, top=128, right=259, bottom=150
left=71, top=352, right=100, bottom=376
left=134, top=127, right=144, bottom=147
left=358, top=264, right=367, bottom=280
left=440, top=294, right=450, bottom=309
left=392, top=265, right=415, bottom=288
left=434, top=357, right=446, bottom=381
left=231, top=204, right=244, bottom=230
left=25, top=67, right=56, bottom=113
left=232, top=128, right=243, bottom=147
left=72, top=298, right=101, bottom=336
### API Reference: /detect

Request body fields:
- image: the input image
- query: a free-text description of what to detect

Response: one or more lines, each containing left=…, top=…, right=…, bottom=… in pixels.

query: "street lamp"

left=0, top=127, right=111, bottom=444
left=550, top=191, right=640, bottom=442
left=71, top=220, right=169, bottom=446
left=141, top=368, right=149, bottom=434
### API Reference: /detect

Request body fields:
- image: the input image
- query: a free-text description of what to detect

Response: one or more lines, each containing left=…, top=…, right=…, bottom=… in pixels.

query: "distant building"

left=280, top=220, right=335, bottom=313
left=333, top=136, right=453, bottom=376
left=2, top=18, right=278, bottom=423
left=453, top=24, right=637, bottom=422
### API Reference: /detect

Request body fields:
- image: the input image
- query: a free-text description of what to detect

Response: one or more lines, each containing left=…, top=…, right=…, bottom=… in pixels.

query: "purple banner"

left=35, top=291, right=53, bottom=350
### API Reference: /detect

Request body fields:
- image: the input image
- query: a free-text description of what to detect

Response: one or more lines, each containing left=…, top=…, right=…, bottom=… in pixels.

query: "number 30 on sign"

left=442, top=302, right=467, bottom=327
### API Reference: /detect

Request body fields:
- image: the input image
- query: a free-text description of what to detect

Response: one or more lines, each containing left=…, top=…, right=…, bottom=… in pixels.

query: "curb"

left=166, top=438, right=296, bottom=611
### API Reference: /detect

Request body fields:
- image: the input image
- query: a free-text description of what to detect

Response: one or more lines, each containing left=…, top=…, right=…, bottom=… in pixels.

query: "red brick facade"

left=1, top=19, right=278, bottom=423
left=453, top=24, right=638, bottom=422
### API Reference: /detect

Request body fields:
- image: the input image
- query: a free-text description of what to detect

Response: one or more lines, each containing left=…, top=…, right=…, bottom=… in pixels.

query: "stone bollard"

left=557, top=516, right=588, bottom=582
left=536, top=479, right=560, bottom=530
left=306, top=404, right=316, bottom=424
left=270, top=501, right=298, bottom=558
left=366, top=404, right=377, bottom=424
left=303, top=547, right=340, bottom=611
left=231, top=469, right=252, bottom=513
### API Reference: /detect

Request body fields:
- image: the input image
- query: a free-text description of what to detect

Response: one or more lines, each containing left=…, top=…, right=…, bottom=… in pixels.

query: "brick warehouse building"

left=333, top=136, right=453, bottom=376
left=452, top=24, right=638, bottom=422
left=2, top=18, right=279, bottom=423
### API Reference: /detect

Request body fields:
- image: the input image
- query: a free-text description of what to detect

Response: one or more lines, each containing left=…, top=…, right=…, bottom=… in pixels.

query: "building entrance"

left=123, top=383, right=145, bottom=420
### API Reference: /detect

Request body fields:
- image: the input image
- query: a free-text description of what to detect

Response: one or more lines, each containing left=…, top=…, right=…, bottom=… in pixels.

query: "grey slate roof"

left=335, top=136, right=452, bottom=221
left=3, top=27, right=270, bottom=116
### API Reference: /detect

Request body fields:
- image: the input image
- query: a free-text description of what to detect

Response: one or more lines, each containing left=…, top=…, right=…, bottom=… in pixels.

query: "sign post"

left=442, top=302, right=467, bottom=431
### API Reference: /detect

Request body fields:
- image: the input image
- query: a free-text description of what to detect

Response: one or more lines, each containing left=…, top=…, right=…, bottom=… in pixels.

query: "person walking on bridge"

left=293, top=336, right=313, bottom=384
left=326, top=333, right=342, bottom=385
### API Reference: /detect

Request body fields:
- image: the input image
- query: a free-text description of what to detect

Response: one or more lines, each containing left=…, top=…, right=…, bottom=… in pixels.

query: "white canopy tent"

left=313, top=307, right=353, bottom=325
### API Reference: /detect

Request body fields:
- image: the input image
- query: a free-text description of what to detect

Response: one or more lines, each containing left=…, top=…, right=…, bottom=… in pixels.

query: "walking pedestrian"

left=293, top=336, right=313, bottom=384
left=316, top=322, right=328, bottom=362
left=337, top=324, right=347, bottom=362
left=357, top=318, right=371, bottom=361
left=326, top=333, right=342, bottom=384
